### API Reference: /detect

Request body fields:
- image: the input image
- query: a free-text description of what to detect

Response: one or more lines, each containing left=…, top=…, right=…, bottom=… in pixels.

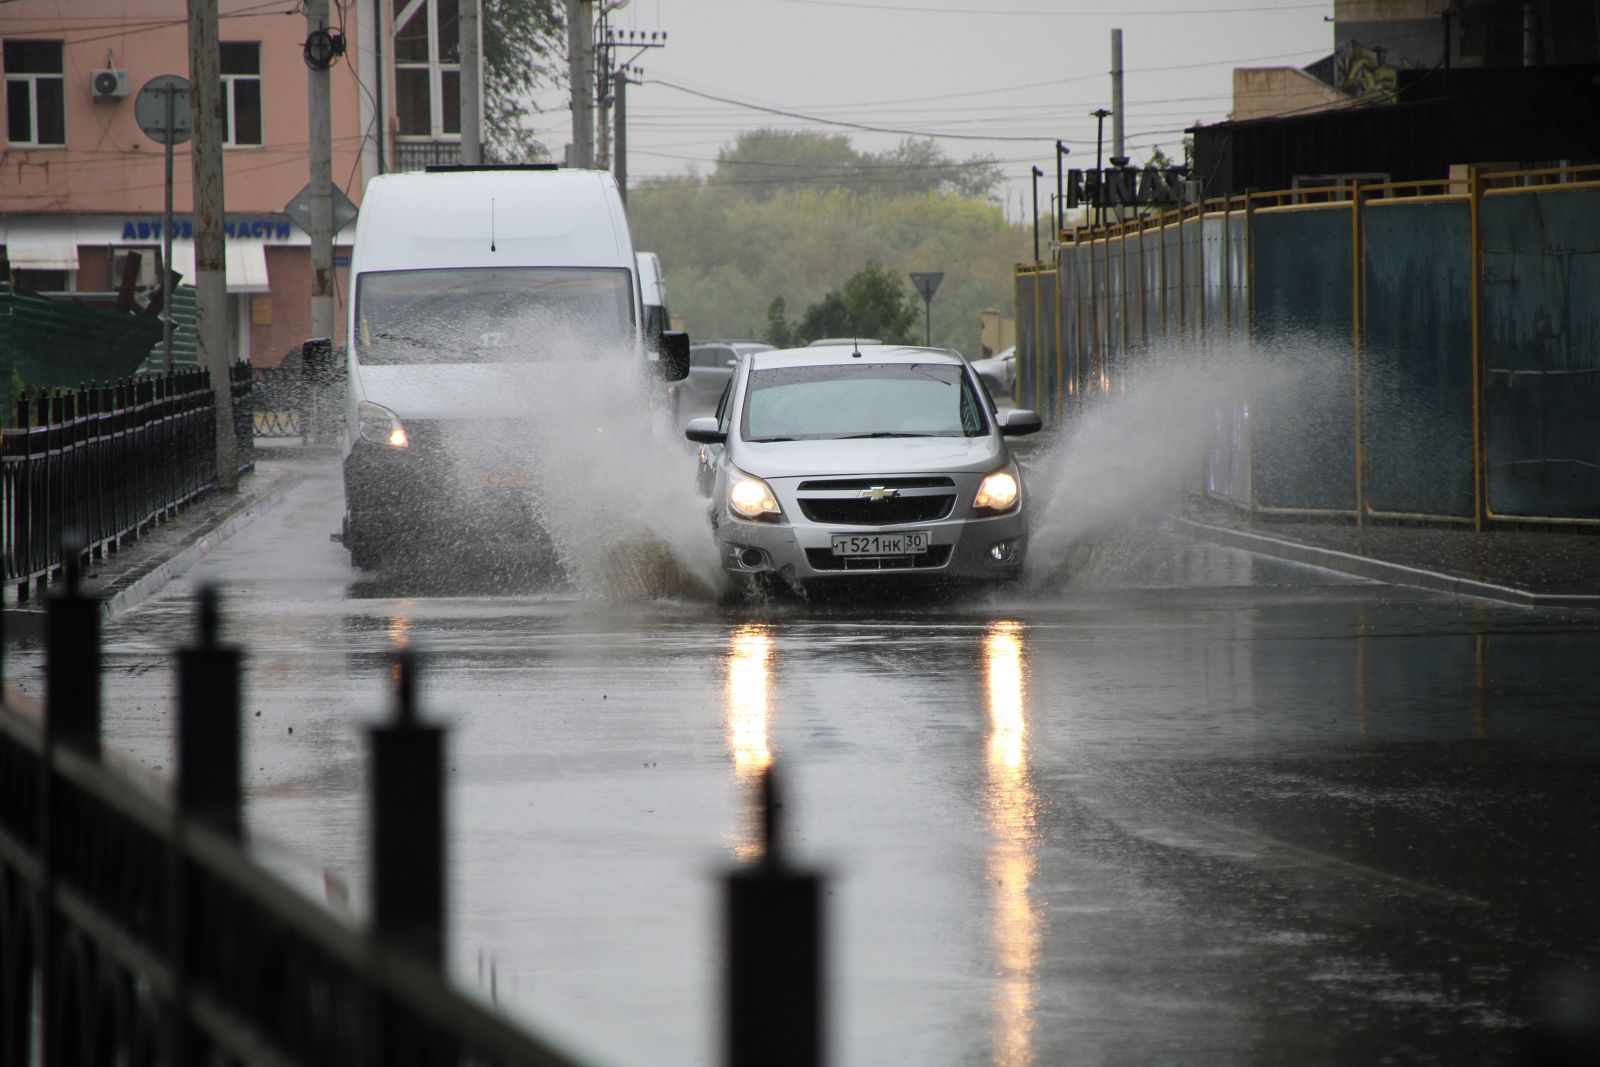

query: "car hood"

left=733, top=435, right=1005, bottom=479
left=353, top=362, right=552, bottom=420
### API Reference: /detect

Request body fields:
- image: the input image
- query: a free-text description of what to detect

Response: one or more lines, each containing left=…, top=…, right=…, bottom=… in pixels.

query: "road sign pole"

left=162, top=86, right=174, bottom=374
left=909, top=272, right=944, bottom=348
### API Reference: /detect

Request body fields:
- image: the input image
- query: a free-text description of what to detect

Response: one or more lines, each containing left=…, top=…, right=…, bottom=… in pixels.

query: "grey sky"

left=531, top=0, right=1336, bottom=217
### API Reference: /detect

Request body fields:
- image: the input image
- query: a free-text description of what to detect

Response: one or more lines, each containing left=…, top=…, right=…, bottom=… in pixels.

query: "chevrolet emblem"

left=860, top=486, right=900, bottom=502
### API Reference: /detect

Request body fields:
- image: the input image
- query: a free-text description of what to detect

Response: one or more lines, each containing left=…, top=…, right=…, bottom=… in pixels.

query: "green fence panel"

left=1250, top=206, right=1356, bottom=513
left=1481, top=187, right=1600, bottom=519
left=1361, top=199, right=1474, bottom=519
left=1038, top=266, right=1059, bottom=423
left=1182, top=216, right=1204, bottom=339
left=1014, top=270, right=1038, bottom=413
left=1161, top=222, right=1183, bottom=339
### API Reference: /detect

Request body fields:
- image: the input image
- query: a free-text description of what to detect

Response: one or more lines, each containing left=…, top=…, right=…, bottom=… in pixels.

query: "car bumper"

left=711, top=508, right=1026, bottom=585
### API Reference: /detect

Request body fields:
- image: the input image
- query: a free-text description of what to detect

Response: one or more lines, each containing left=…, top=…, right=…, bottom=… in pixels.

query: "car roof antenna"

left=489, top=198, right=497, bottom=252
left=851, top=321, right=862, bottom=358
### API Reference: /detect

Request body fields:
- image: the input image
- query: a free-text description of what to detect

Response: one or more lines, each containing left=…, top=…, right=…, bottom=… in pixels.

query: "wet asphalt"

left=6, top=449, right=1600, bottom=1067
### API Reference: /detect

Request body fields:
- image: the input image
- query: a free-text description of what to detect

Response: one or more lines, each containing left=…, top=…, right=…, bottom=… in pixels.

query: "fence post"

left=725, top=765, right=824, bottom=1067
left=40, top=544, right=101, bottom=1065
left=371, top=649, right=446, bottom=968
left=46, top=544, right=100, bottom=756
left=1469, top=164, right=1487, bottom=532
left=177, top=585, right=243, bottom=836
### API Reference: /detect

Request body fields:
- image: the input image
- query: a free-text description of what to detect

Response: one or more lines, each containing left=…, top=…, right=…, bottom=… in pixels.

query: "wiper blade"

left=839, top=431, right=934, bottom=439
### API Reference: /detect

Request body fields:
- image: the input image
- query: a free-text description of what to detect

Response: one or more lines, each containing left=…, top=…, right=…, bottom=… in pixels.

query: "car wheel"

left=344, top=513, right=384, bottom=571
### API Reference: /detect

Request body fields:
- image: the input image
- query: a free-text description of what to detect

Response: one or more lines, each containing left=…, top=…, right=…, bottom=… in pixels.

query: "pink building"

left=1, top=0, right=470, bottom=366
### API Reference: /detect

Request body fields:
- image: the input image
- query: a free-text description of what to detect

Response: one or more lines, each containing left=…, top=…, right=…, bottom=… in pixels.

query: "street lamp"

left=1055, top=140, right=1070, bottom=237
left=1091, top=108, right=1111, bottom=228
left=1030, top=166, right=1044, bottom=263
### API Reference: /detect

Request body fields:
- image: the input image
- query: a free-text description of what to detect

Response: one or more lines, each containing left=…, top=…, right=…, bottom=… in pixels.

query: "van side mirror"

left=658, top=330, right=690, bottom=382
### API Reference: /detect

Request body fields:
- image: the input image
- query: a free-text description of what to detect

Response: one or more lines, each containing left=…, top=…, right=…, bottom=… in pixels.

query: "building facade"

left=0, top=0, right=470, bottom=367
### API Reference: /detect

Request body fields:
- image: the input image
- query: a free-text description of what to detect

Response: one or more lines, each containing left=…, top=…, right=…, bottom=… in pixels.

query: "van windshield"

left=354, top=267, right=635, bottom=364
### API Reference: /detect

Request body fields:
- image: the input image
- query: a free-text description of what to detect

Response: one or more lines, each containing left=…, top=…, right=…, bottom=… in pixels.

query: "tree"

left=764, top=297, right=797, bottom=348
left=710, top=129, right=1002, bottom=201
left=483, top=0, right=564, bottom=163
left=783, top=262, right=920, bottom=345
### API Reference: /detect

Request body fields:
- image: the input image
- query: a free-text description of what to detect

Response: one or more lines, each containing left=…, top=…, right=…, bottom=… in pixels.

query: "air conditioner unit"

left=91, top=69, right=129, bottom=101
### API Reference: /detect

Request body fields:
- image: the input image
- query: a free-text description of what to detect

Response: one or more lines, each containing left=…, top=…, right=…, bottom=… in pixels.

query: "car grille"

left=805, top=545, right=953, bottom=571
left=799, top=495, right=955, bottom=524
left=795, top=476, right=957, bottom=526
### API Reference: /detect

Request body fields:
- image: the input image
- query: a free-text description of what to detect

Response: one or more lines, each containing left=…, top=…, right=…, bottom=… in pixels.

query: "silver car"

left=685, top=345, right=1041, bottom=593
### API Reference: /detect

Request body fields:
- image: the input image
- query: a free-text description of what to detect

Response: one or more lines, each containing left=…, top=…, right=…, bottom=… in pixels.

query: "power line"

left=776, top=0, right=1329, bottom=15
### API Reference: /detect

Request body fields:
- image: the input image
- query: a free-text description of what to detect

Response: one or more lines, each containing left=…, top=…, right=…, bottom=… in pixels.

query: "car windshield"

left=354, top=267, right=634, bottom=364
left=741, top=362, right=989, bottom=441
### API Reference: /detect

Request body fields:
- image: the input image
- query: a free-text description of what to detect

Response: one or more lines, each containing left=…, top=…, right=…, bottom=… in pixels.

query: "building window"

left=393, top=0, right=460, bottom=138
left=4, top=40, right=65, bottom=146
left=221, top=42, right=263, bottom=146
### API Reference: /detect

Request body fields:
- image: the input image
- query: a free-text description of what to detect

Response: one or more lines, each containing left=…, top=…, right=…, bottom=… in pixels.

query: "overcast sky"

left=527, top=0, right=1337, bottom=218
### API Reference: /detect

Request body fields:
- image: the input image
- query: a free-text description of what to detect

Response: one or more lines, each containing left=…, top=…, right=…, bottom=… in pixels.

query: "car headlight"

left=727, top=467, right=782, bottom=522
left=974, top=465, right=1021, bottom=514
left=357, top=401, right=409, bottom=450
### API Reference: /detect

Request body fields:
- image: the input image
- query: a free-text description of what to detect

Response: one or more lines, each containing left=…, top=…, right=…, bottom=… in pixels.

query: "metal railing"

left=1, top=366, right=255, bottom=598
left=0, top=580, right=823, bottom=1067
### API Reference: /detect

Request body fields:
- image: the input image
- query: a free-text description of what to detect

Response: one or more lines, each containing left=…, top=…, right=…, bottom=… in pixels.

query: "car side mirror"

left=684, top=416, right=726, bottom=444
left=657, top=330, right=690, bottom=382
left=1000, top=409, right=1043, bottom=436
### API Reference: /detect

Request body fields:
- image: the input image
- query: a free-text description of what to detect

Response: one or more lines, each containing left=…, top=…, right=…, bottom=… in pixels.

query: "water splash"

left=1021, top=338, right=1328, bottom=588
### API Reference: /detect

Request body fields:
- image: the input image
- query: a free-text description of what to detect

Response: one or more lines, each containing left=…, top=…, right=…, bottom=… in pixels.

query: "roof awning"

left=3, top=228, right=80, bottom=271
left=165, top=239, right=270, bottom=293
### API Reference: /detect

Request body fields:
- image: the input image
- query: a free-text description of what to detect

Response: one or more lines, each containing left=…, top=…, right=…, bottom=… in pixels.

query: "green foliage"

left=764, top=297, right=797, bottom=348
left=712, top=129, right=1002, bottom=201
left=631, top=161, right=1028, bottom=355
left=482, top=0, right=563, bottom=163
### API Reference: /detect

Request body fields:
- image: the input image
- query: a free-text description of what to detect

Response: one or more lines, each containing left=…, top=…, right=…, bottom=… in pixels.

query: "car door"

left=685, top=344, right=736, bottom=416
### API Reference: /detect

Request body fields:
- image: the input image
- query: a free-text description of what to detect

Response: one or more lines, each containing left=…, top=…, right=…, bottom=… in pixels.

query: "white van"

left=338, top=165, right=688, bottom=569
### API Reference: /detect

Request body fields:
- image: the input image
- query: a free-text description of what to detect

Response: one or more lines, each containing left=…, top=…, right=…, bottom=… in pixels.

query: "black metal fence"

left=1, top=366, right=255, bottom=599
left=0, top=580, right=822, bottom=1067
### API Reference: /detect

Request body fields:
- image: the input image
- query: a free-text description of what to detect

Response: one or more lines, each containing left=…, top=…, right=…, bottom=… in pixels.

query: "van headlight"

left=973, top=465, right=1020, bottom=514
left=357, top=401, right=409, bottom=449
left=727, top=467, right=782, bottom=522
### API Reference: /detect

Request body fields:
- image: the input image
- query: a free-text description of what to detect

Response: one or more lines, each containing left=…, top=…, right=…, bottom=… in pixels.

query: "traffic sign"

left=135, top=75, right=192, bottom=145
left=285, top=183, right=359, bottom=236
left=909, top=272, right=944, bottom=303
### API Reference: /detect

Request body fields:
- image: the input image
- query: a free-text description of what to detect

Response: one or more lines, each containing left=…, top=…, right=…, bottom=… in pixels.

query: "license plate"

left=831, top=531, right=931, bottom=556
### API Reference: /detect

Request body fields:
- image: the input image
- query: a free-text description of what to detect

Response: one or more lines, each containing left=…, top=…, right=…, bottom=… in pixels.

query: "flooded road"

left=9, top=453, right=1600, bottom=1066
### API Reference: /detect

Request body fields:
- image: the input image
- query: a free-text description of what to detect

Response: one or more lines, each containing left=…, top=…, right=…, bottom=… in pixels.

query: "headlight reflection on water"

left=725, top=625, right=774, bottom=862
left=985, top=620, right=1040, bottom=1067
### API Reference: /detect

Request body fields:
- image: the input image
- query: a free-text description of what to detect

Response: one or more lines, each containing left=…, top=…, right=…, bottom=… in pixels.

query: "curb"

left=97, top=468, right=305, bottom=620
left=1169, top=516, right=1600, bottom=609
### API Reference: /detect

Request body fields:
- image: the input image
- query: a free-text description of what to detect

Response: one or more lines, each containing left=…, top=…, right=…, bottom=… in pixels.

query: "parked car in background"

left=671, top=340, right=774, bottom=423
left=684, top=344, right=1042, bottom=595
left=969, top=345, right=1016, bottom=401
left=807, top=337, right=881, bottom=347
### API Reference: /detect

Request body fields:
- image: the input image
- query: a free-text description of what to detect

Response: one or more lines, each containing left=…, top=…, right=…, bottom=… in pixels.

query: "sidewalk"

left=1174, top=499, right=1600, bottom=608
left=6, top=439, right=335, bottom=628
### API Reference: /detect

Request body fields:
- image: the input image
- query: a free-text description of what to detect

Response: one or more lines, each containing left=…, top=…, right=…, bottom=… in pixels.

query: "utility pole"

left=1055, top=140, right=1069, bottom=238
left=1110, top=29, right=1125, bottom=223
left=566, top=0, right=594, bottom=166
left=614, top=67, right=629, bottom=203
left=1031, top=166, right=1043, bottom=262
left=604, top=27, right=666, bottom=199
left=307, top=0, right=335, bottom=351
left=461, top=0, right=481, bottom=163
left=187, top=0, right=237, bottom=489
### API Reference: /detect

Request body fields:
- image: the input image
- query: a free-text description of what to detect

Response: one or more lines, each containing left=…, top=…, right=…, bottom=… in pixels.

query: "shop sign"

left=119, top=217, right=294, bottom=241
